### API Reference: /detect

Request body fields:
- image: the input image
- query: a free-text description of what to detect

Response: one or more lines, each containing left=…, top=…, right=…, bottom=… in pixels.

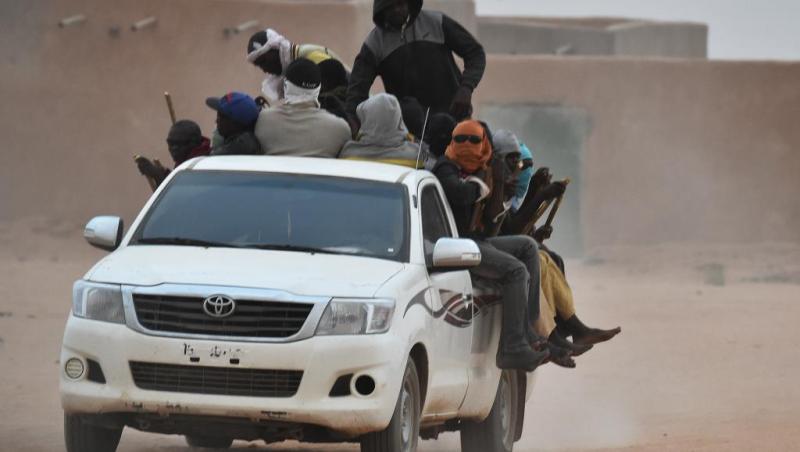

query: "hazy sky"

left=476, top=0, right=800, bottom=60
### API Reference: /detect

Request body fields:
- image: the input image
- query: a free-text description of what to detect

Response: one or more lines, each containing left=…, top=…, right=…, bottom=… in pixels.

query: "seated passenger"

left=424, top=113, right=457, bottom=158
left=512, top=141, right=534, bottom=212
left=482, top=129, right=579, bottom=367
left=205, top=92, right=263, bottom=156
left=318, top=59, right=349, bottom=121
left=339, top=93, right=423, bottom=168
left=399, top=96, right=425, bottom=141
left=167, top=120, right=212, bottom=165
left=495, top=130, right=621, bottom=348
left=254, top=59, right=351, bottom=158
left=136, top=120, right=211, bottom=188
left=421, top=113, right=456, bottom=171
left=246, top=28, right=344, bottom=103
left=433, top=119, right=549, bottom=371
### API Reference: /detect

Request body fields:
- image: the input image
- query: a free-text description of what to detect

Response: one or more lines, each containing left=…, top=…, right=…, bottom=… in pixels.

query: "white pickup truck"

left=60, top=156, right=535, bottom=452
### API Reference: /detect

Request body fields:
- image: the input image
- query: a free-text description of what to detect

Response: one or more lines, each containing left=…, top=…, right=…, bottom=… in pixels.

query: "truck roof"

left=188, top=155, right=421, bottom=184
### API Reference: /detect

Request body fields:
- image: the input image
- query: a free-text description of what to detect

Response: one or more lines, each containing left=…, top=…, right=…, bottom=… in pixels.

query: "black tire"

left=460, top=369, right=519, bottom=452
left=360, top=359, right=421, bottom=452
left=64, top=413, right=123, bottom=452
left=185, top=435, right=234, bottom=449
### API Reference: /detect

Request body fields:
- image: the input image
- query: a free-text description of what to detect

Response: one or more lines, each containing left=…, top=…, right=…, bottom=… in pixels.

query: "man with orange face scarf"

left=432, top=120, right=553, bottom=371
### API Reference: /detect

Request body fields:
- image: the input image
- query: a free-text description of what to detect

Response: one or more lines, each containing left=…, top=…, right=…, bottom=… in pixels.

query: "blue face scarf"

left=516, top=142, right=534, bottom=200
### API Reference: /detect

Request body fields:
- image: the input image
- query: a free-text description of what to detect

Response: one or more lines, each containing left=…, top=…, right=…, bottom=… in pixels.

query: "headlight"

left=316, top=298, right=395, bottom=336
left=72, top=281, right=125, bottom=324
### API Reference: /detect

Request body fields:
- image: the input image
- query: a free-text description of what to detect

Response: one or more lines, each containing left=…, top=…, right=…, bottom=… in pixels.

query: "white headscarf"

left=246, top=28, right=293, bottom=101
left=283, top=79, right=321, bottom=107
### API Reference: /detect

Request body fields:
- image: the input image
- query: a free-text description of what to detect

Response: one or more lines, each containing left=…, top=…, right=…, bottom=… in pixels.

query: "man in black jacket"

left=345, top=0, right=486, bottom=128
left=434, top=120, right=553, bottom=371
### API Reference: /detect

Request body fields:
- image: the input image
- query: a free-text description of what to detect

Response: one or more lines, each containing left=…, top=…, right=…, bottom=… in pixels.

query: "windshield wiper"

left=242, top=244, right=339, bottom=255
left=134, top=237, right=233, bottom=248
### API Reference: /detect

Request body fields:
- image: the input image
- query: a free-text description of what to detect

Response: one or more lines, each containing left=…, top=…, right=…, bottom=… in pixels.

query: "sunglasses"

left=453, top=134, right=483, bottom=144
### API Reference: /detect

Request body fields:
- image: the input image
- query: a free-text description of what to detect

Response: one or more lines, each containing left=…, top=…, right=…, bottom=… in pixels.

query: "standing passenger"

left=346, top=0, right=486, bottom=131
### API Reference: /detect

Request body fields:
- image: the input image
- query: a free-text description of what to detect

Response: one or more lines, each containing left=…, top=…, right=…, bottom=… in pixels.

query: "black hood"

left=373, top=0, right=423, bottom=27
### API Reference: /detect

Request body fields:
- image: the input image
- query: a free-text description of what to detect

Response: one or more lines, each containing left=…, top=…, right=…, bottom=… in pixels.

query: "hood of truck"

left=85, top=245, right=405, bottom=298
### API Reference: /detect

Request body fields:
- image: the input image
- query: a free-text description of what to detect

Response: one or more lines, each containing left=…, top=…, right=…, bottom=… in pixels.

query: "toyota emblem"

left=202, top=295, right=236, bottom=318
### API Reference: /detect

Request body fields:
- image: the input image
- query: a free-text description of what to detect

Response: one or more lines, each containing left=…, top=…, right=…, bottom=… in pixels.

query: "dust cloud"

left=1, top=1, right=799, bottom=451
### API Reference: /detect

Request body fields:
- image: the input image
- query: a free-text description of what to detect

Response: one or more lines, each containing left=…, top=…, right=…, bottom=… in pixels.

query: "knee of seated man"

left=520, top=234, right=538, bottom=249
left=503, top=258, right=529, bottom=282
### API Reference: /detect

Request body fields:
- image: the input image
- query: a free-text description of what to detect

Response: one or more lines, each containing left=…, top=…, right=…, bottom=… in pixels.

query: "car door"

left=418, top=180, right=473, bottom=415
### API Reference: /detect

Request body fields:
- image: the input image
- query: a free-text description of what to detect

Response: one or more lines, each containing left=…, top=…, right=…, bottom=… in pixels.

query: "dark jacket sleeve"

left=441, top=14, right=486, bottom=91
left=345, top=43, right=379, bottom=118
left=435, top=162, right=480, bottom=208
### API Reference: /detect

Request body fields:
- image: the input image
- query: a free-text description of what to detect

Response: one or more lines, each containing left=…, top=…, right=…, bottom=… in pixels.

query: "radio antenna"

left=415, top=107, right=431, bottom=169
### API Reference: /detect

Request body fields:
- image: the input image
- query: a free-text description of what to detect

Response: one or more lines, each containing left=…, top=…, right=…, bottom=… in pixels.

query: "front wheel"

left=64, top=413, right=123, bottom=452
left=360, top=359, right=421, bottom=452
left=460, top=369, right=519, bottom=452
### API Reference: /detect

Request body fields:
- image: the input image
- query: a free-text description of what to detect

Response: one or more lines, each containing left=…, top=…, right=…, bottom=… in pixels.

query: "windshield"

left=131, top=171, right=409, bottom=262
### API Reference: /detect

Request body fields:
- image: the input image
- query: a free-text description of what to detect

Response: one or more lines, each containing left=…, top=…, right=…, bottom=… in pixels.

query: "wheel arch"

left=409, top=342, right=429, bottom=410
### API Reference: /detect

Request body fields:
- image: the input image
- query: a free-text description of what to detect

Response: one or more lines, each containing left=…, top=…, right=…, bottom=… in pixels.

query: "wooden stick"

left=164, top=91, right=176, bottom=125
left=544, top=178, right=571, bottom=228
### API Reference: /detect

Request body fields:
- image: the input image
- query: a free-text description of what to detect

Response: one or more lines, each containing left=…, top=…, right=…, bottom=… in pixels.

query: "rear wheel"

left=185, top=435, right=233, bottom=449
left=360, top=359, right=421, bottom=452
left=64, top=413, right=123, bottom=452
left=460, top=369, right=518, bottom=452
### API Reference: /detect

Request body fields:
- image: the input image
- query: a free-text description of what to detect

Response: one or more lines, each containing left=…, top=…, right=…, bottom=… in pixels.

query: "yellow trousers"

left=533, top=250, right=577, bottom=337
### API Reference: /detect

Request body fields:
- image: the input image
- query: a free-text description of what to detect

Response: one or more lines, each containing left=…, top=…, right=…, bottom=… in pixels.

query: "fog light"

left=65, top=358, right=85, bottom=380
left=354, top=375, right=376, bottom=396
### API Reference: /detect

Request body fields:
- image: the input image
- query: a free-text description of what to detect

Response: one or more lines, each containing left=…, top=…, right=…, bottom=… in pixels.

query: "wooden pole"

left=164, top=91, right=176, bottom=125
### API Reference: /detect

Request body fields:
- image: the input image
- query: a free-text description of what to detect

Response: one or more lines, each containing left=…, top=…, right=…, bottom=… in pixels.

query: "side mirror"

left=431, top=238, right=481, bottom=271
left=83, top=216, right=124, bottom=252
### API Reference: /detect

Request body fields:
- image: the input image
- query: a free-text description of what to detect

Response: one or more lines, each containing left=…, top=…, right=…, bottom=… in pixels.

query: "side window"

left=420, top=185, right=452, bottom=264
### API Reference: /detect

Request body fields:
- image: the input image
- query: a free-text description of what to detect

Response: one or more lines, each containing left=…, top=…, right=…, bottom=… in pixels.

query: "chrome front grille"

left=133, top=294, right=314, bottom=338
left=129, top=361, right=302, bottom=397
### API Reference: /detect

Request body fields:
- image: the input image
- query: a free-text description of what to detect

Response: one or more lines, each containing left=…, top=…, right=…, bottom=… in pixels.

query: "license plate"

left=181, top=342, right=244, bottom=361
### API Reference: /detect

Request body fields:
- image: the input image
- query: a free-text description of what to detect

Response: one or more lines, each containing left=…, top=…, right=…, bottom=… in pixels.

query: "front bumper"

left=60, top=316, right=406, bottom=436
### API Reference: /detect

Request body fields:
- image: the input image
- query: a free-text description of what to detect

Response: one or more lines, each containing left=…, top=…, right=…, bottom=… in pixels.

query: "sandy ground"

left=1, top=219, right=799, bottom=452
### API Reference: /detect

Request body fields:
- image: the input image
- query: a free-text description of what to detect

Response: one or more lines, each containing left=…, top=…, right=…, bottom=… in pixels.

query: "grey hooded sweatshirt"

left=493, top=129, right=521, bottom=158
left=254, top=99, right=351, bottom=158
left=339, top=93, right=423, bottom=168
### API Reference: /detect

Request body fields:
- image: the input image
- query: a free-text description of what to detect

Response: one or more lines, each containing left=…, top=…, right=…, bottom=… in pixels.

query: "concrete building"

left=478, top=16, right=708, bottom=58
